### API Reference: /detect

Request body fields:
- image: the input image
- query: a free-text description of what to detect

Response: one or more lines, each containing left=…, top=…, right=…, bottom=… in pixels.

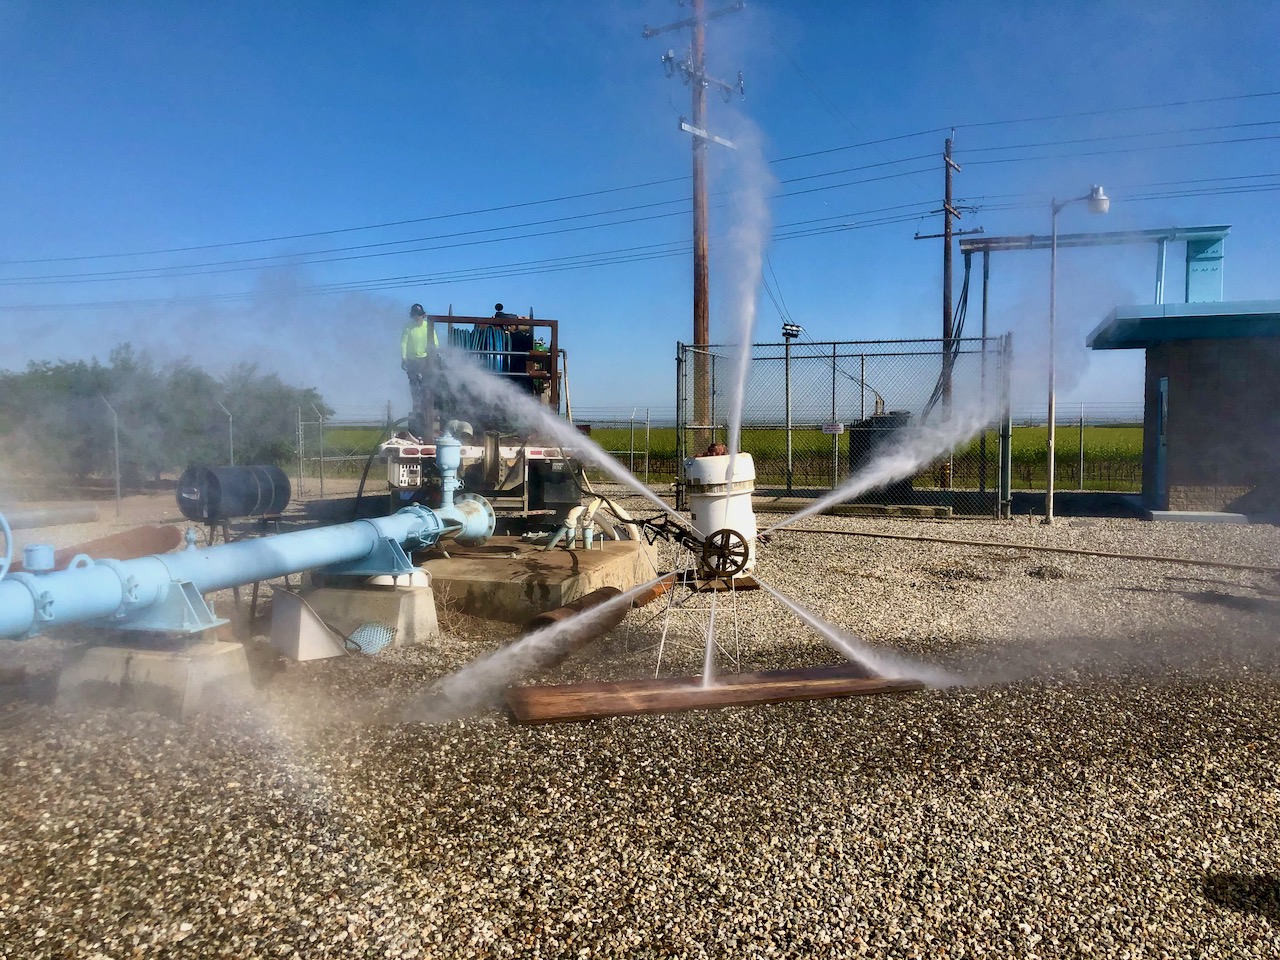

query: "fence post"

left=1078, top=401, right=1085, bottom=492
left=313, top=403, right=326, bottom=498
left=629, top=408, right=637, bottom=475
left=101, top=396, right=121, bottom=517
left=216, top=400, right=234, bottom=466
left=296, top=407, right=304, bottom=498
left=860, top=355, right=866, bottom=422
left=675, top=343, right=686, bottom=511
left=644, top=408, right=651, bottom=485
left=999, top=334, right=1013, bottom=517
left=979, top=251, right=990, bottom=496
left=710, top=351, right=719, bottom=446
left=829, top=343, right=837, bottom=490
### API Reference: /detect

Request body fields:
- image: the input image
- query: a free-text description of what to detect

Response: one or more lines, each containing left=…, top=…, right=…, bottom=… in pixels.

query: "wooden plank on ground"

left=9, top=524, right=183, bottom=573
left=506, top=664, right=925, bottom=724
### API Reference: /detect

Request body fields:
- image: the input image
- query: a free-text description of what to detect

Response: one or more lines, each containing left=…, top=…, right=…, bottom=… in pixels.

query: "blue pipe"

left=0, top=506, right=441, bottom=639
left=0, top=432, right=494, bottom=639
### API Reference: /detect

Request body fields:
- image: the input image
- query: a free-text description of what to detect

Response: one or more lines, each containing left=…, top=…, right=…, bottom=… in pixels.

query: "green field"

left=314, top=422, right=1145, bottom=491
left=590, top=422, right=1143, bottom=489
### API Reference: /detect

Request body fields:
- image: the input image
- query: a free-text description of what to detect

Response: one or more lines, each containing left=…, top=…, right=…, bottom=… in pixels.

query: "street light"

left=1045, top=184, right=1108, bottom=523
left=782, top=323, right=802, bottom=492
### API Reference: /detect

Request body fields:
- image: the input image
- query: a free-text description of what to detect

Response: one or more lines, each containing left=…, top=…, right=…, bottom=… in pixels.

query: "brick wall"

left=1145, top=338, right=1280, bottom=511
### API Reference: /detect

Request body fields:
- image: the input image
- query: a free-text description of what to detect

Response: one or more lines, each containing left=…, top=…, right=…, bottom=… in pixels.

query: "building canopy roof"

left=1087, top=300, right=1280, bottom=350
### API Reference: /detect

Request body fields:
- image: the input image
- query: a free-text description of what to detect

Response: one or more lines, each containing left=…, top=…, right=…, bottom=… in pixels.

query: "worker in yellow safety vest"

left=401, top=303, right=439, bottom=434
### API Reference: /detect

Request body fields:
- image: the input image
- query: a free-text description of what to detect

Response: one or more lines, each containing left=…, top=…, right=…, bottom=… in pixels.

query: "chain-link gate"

left=676, top=336, right=1013, bottom=515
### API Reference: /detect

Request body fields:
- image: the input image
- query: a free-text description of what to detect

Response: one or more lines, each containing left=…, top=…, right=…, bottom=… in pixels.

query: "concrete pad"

left=424, top=537, right=657, bottom=624
left=1147, top=510, right=1250, bottom=524
left=292, top=583, right=439, bottom=651
left=57, top=640, right=251, bottom=718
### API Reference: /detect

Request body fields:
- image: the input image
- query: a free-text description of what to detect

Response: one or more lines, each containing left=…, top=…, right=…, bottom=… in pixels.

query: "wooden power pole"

left=644, top=0, right=743, bottom=447
left=915, top=132, right=982, bottom=413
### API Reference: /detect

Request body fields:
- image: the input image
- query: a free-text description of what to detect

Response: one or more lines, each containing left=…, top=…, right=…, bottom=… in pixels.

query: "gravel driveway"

left=1, top=500, right=1278, bottom=958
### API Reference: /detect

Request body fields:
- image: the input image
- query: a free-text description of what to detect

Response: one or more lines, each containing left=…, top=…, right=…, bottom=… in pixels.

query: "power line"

left=0, top=175, right=692, bottom=267
left=5, top=167, right=1276, bottom=300
left=963, top=133, right=1280, bottom=166
left=6, top=89, right=1278, bottom=269
left=958, top=172, right=1280, bottom=204
left=0, top=166, right=941, bottom=286
left=0, top=209, right=940, bottom=312
left=955, top=89, right=1280, bottom=131
left=958, top=120, right=1280, bottom=154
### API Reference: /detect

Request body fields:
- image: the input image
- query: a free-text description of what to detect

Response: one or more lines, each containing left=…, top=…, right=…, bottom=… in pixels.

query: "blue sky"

left=1, top=0, right=1277, bottom=420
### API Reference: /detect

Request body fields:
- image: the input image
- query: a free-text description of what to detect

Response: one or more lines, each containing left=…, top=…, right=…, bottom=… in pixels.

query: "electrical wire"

left=4, top=171, right=1279, bottom=310
left=5, top=87, right=1277, bottom=270
left=955, top=89, right=1280, bottom=132
left=963, top=133, right=1280, bottom=166
left=0, top=163, right=938, bottom=286
left=957, top=119, right=1280, bottom=154
left=353, top=417, right=408, bottom=522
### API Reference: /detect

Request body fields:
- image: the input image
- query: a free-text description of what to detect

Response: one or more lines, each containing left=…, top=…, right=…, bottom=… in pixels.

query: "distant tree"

left=220, top=362, right=332, bottom=466
left=0, top=344, right=332, bottom=486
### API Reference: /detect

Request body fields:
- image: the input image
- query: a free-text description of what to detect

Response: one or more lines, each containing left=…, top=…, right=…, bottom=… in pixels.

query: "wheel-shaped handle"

left=700, top=528, right=749, bottom=578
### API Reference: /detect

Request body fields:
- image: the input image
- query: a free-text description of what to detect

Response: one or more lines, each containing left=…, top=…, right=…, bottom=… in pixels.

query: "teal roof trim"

left=1086, top=300, right=1280, bottom=350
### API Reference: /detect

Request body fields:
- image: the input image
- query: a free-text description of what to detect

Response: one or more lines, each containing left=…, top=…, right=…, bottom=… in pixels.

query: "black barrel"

left=176, top=465, right=291, bottom=522
left=848, top=410, right=914, bottom=500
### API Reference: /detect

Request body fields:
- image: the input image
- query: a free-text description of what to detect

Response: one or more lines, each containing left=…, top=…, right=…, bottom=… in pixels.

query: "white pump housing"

left=683, top=453, right=757, bottom=576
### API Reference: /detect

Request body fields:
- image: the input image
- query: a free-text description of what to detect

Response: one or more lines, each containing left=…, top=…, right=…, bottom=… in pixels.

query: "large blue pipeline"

left=0, top=433, right=495, bottom=640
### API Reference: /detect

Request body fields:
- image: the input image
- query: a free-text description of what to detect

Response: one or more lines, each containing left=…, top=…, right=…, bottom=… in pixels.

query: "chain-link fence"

left=676, top=337, right=1014, bottom=514
left=1008, top=401, right=1143, bottom=493
left=296, top=415, right=393, bottom=499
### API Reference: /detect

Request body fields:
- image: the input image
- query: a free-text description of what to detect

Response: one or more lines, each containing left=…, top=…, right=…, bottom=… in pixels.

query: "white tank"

left=684, top=452, right=757, bottom=576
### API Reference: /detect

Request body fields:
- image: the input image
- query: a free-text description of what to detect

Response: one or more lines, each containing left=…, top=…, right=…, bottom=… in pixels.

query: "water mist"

left=425, top=343, right=680, bottom=520
left=763, top=398, right=1001, bottom=535
left=757, top=578, right=960, bottom=687
left=403, top=574, right=668, bottom=723
left=717, top=118, right=777, bottom=465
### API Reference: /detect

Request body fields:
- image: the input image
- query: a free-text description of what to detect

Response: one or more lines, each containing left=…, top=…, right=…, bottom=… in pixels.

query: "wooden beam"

left=506, top=664, right=925, bottom=725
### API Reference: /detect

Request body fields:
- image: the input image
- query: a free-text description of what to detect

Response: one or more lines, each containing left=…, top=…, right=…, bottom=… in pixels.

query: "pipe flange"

left=700, top=528, right=749, bottom=578
left=451, top=492, right=496, bottom=546
left=97, top=559, right=142, bottom=607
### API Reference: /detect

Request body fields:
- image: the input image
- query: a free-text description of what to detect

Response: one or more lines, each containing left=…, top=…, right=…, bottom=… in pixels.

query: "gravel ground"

left=1, top=494, right=1279, bottom=958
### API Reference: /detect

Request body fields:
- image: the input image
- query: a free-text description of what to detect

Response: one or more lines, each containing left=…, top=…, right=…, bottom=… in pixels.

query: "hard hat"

left=409, top=303, right=426, bottom=318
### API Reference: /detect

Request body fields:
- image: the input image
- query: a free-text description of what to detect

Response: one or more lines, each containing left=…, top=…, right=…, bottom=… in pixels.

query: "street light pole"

left=782, top=322, right=802, bottom=494
left=1045, top=185, right=1109, bottom=524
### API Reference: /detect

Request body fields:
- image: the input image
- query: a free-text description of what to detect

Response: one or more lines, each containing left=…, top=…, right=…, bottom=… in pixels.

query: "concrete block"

left=268, top=588, right=348, bottom=661
left=57, top=640, right=251, bottom=718
left=425, top=538, right=657, bottom=624
left=290, top=583, right=440, bottom=651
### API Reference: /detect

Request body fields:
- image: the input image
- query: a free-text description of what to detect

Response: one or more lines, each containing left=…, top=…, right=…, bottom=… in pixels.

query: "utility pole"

left=644, top=0, right=743, bottom=447
left=915, top=132, right=982, bottom=413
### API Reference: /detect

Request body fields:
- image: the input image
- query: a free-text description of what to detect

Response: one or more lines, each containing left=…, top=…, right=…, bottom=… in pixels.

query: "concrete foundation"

left=424, top=537, right=657, bottom=624
left=56, top=640, right=251, bottom=718
left=279, top=582, right=440, bottom=656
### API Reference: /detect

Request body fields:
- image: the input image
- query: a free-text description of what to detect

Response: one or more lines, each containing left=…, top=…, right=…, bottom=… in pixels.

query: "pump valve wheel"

left=700, top=528, right=749, bottom=578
